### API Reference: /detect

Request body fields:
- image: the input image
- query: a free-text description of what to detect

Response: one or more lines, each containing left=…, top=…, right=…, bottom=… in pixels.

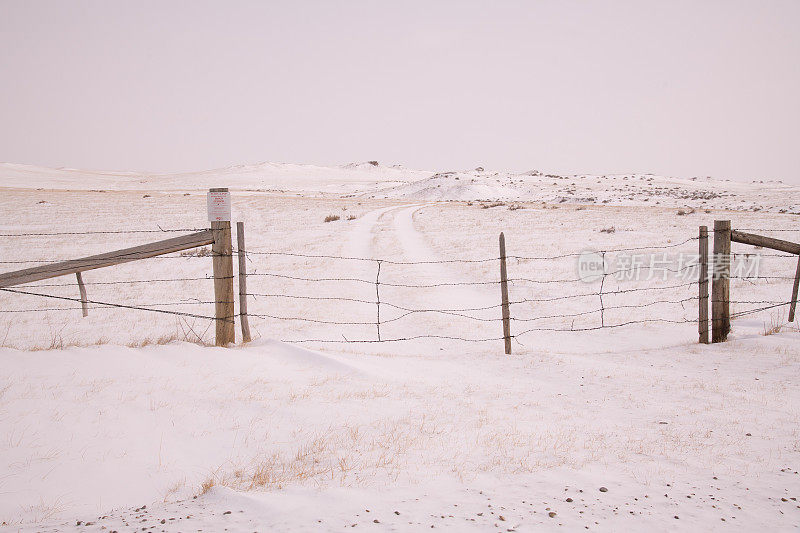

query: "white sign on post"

left=207, top=190, right=231, bottom=222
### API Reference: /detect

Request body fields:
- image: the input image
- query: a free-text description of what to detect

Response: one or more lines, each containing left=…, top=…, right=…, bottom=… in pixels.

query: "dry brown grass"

left=762, top=312, right=798, bottom=336
left=763, top=319, right=784, bottom=336
left=5, top=497, right=67, bottom=525
left=22, top=331, right=210, bottom=351
left=23, top=336, right=110, bottom=352
left=180, top=246, right=212, bottom=257
left=162, top=479, right=185, bottom=502
left=199, top=477, right=215, bottom=495
left=1, top=322, right=213, bottom=351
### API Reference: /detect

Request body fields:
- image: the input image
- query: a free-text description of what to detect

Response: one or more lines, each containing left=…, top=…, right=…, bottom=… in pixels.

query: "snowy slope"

left=2, top=334, right=800, bottom=532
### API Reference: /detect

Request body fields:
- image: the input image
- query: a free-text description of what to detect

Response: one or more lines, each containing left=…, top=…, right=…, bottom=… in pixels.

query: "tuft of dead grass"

left=6, top=318, right=213, bottom=352
left=199, top=478, right=215, bottom=495
left=180, top=246, right=212, bottom=257
left=162, top=479, right=185, bottom=502
left=762, top=312, right=798, bottom=336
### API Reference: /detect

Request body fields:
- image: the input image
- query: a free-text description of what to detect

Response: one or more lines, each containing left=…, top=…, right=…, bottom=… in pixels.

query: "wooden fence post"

left=711, top=220, right=731, bottom=342
left=76, top=272, right=88, bottom=317
left=211, top=188, right=235, bottom=346
left=236, top=221, right=252, bottom=343
left=499, top=232, right=512, bottom=355
left=699, top=226, right=709, bottom=343
left=789, top=257, right=800, bottom=322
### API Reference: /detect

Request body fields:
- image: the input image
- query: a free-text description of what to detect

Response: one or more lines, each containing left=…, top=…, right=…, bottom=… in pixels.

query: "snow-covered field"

left=1, top=162, right=799, bottom=531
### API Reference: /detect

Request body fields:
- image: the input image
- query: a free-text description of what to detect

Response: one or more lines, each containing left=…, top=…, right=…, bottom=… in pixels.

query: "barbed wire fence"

left=238, top=227, right=797, bottom=346
left=236, top=239, right=697, bottom=345
left=0, top=225, right=797, bottom=350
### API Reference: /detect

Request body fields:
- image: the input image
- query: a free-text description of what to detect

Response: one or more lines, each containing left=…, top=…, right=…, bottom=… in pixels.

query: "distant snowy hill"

left=369, top=169, right=800, bottom=212
left=0, top=161, right=427, bottom=196
left=1, top=161, right=797, bottom=212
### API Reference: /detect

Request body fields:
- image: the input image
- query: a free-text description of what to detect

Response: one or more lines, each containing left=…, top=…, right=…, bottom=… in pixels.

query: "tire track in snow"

left=381, top=205, right=502, bottom=341
left=344, top=204, right=416, bottom=260
left=393, top=204, right=497, bottom=305
left=334, top=203, right=503, bottom=345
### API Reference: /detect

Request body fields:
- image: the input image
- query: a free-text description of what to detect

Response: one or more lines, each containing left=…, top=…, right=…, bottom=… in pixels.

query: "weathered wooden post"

left=236, top=221, right=252, bottom=343
left=75, top=272, right=89, bottom=317
left=499, top=232, right=512, bottom=355
left=711, top=220, right=731, bottom=342
left=699, top=226, right=709, bottom=343
left=789, top=257, right=800, bottom=322
left=209, top=188, right=235, bottom=346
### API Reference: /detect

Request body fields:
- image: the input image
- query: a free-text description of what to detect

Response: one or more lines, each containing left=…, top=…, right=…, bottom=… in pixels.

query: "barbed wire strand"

left=730, top=301, right=794, bottom=318
left=248, top=295, right=700, bottom=325
left=17, top=276, right=230, bottom=289
left=245, top=282, right=696, bottom=312
left=0, top=227, right=210, bottom=237
left=734, top=228, right=799, bottom=233
left=0, top=287, right=224, bottom=322
left=237, top=236, right=701, bottom=264
left=282, top=317, right=700, bottom=344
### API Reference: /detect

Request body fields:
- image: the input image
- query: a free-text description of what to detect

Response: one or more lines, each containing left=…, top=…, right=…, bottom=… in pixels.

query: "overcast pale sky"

left=0, top=0, right=798, bottom=182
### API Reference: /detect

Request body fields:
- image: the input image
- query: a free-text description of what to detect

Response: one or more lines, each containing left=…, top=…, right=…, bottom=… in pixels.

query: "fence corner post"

left=499, top=232, right=512, bottom=355
left=210, top=188, right=235, bottom=347
left=711, top=220, right=731, bottom=343
left=698, top=226, right=709, bottom=344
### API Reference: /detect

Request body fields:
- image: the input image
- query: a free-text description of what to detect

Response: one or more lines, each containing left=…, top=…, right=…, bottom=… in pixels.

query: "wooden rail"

left=731, top=230, right=800, bottom=255
left=0, top=230, right=215, bottom=288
